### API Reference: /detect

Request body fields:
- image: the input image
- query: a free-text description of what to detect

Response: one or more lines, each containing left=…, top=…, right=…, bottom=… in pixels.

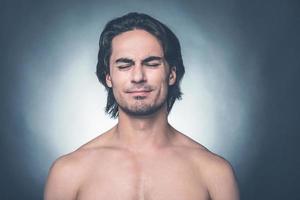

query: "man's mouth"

left=127, top=90, right=152, bottom=96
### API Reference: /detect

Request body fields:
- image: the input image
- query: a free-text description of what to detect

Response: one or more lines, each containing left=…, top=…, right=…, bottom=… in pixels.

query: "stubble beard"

left=117, top=94, right=167, bottom=117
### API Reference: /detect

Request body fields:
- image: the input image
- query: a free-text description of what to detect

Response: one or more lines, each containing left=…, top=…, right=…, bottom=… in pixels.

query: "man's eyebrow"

left=142, top=56, right=163, bottom=63
left=115, top=58, right=134, bottom=64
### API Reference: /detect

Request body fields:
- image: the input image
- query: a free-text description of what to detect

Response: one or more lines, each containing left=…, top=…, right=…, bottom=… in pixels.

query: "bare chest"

left=76, top=152, right=209, bottom=200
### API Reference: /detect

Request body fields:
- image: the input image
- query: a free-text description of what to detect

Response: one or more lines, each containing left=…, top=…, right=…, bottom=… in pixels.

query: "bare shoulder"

left=44, top=149, right=87, bottom=199
left=173, top=130, right=235, bottom=172
left=44, top=130, right=112, bottom=199
left=193, top=150, right=240, bottom=200
left=190, top=146, right=237, bottom=185
left=46, top=129, right=114, bottom=177
left=174, top=131, right=240, bottom=200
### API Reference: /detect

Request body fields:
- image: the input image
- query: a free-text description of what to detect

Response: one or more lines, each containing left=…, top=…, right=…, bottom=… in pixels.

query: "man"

left=44, top=12, right=240, bottom=200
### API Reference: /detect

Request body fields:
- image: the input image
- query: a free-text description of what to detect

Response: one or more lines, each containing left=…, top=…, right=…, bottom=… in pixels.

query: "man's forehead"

left=112, top=29, right=160, bottom=43
left=110, top=29, right=163, bottom=60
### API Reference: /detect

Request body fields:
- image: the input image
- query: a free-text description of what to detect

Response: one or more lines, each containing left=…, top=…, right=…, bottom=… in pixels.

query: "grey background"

left=1, top=0, right=300, bottom=199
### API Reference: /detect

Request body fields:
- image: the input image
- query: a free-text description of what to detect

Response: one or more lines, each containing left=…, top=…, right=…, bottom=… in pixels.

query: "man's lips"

left=127, top=90, right=152, bottom=95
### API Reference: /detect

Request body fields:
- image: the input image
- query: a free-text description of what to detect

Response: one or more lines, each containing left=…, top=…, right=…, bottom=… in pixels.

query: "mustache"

left=125, top=85, right=154, bottom=93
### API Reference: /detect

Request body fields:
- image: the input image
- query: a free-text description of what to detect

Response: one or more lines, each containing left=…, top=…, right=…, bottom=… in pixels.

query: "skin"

left=44, top=29, right=240, bottom=200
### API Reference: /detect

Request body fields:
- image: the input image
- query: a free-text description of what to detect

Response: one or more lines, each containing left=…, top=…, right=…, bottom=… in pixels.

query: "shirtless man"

left=44, top=12, right=240, bottom=200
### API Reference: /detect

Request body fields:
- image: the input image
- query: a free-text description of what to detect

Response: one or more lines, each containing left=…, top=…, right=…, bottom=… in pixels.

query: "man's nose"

left=131, top=64, right=146, bottom=83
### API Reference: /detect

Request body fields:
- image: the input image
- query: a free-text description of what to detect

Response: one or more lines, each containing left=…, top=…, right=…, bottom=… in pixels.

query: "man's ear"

left=168, top=67, right=177, bottom=86
left=106, top=74, right=112, bottom=88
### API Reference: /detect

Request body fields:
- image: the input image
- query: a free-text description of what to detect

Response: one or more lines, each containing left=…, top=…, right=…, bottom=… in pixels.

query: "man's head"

left=96, top=12, right=185, bottom=118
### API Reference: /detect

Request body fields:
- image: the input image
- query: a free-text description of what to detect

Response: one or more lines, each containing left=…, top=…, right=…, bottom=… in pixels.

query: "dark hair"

left=96, top=12, right=185, bottom=118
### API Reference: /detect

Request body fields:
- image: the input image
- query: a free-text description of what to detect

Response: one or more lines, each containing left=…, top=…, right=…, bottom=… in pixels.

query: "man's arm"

left=44, top=156, right=80, bottom=200
left=205, top=156, right=240, bottom=200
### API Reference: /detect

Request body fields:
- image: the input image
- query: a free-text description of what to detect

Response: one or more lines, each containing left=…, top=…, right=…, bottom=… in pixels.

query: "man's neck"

left=113, top=107, right=175, bottom=153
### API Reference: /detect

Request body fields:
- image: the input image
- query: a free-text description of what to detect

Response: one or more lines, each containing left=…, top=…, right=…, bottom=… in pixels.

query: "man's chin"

left=122, top=107, right=158, bottom=117
left=119, top=103, right=165, bottom=117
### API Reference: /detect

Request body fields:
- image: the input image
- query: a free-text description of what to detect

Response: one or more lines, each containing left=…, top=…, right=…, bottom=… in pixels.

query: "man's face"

left=106, top=29, right=176, bottom=116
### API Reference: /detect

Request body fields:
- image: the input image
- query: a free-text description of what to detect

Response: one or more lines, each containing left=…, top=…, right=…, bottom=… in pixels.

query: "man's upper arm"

left=44, top=156, right=80, bottom=200
left=205, top=156, right=240, bottom=200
